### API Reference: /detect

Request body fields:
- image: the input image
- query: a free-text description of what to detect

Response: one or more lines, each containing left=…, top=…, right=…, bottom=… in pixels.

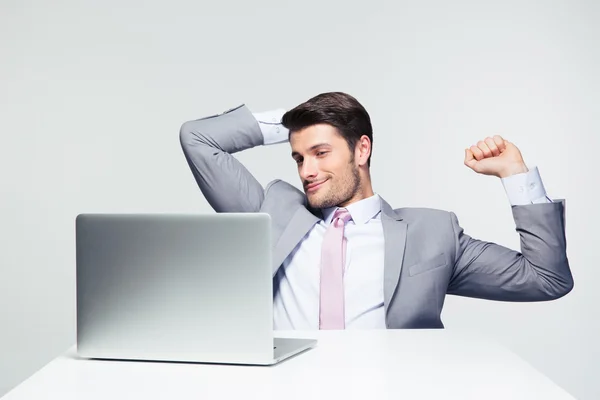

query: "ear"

left=355, top=135, right=372, bottom=167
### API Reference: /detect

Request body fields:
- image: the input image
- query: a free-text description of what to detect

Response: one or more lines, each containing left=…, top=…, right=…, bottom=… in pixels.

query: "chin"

left=305, top=194, right=323, bottom=209
left=307, top=195, right=336, bottom=210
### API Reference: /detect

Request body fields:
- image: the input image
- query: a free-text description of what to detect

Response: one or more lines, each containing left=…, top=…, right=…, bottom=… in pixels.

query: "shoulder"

left=392, top=206, right=455, bottom=227
left=265, top=179, right=304, bottom=199
left=262, top=179, right=308, bottom=210
left=394, top=206, right=451, bottom=219
left=391, top=207, right=459, bottom=245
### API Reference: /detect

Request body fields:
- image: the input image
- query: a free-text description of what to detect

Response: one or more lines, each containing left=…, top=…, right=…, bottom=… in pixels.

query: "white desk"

left=3, top=330, right=574, bottom=400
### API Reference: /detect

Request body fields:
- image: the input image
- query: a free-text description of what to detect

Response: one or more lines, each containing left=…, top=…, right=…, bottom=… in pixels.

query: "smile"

left=305, top=179, right=328, bottom=192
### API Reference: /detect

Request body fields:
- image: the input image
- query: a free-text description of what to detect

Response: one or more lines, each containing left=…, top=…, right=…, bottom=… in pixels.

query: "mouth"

left=305, top=179, right=328, bottom=193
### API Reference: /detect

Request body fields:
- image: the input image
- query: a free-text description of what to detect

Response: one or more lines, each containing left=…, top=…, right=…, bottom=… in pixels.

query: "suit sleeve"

left=447, top=200, right=574, bottom=301
left=179, top=104, right=267, bottom=213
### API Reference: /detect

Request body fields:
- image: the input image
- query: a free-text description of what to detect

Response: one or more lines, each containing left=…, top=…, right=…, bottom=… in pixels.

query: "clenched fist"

left=464, top=135, right=529, bottom=178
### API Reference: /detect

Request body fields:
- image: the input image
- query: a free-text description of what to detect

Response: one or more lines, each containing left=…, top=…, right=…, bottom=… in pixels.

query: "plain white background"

left=0, top=0, right=597, bottom=398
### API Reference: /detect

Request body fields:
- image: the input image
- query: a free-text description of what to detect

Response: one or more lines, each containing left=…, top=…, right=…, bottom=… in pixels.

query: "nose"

left=299, top=157, right=318, bottom=181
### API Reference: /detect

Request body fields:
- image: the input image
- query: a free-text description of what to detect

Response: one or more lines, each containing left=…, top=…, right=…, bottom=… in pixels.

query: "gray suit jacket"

left=179, top=104, right=574, bottom=329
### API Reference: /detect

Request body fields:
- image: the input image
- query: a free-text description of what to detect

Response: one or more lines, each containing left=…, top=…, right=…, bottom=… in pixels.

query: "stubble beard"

left=306, top=164, right=361, bottom=209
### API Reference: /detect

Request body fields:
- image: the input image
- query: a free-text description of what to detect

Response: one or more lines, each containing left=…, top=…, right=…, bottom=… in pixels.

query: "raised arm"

left=447, top=200, right=573, bottom=301
left=451, top=135, right=574, bottom=300
left=179, top=104, right=287, bottom=213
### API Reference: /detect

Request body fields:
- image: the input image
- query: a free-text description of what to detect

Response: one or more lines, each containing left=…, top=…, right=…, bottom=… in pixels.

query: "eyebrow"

left=291, top=143, right=332, bottom=158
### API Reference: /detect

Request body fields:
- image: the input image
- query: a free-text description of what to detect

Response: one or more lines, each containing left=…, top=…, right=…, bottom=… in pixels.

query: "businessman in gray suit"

left=179, top=92, right=573, bottom=330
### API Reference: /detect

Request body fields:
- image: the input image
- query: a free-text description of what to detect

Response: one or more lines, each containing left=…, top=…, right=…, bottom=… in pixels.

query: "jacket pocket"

left=409, top=252, right=447, bottom=276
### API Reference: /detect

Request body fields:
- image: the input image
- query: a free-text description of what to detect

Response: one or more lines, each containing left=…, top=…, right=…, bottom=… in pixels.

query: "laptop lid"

left=76, top=213, right=275, bottom=364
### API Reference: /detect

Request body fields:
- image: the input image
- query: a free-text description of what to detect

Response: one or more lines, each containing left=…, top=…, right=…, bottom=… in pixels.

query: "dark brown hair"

left=281, top=92, right=373, bottom=166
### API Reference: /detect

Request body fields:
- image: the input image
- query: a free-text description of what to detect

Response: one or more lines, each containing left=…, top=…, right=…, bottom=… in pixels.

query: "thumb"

left=464, top=148, right=477, bottom=169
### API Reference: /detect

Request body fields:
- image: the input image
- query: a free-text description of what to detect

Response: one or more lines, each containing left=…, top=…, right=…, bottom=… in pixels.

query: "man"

left=179, top=92, right=573, bottom=330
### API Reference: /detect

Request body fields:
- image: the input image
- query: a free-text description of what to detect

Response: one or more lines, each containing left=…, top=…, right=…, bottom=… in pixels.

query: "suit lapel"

left=270, top=196, right=408, bottom=312
left=272, top=206, right=320, bottom=276
left=380, top=198, right=408, bottom=311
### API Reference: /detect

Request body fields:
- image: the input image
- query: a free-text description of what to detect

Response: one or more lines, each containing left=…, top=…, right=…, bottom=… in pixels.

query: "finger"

left=484, top=137, right=500, bottom=156
left=477, top=140, right=493, bottom=158
left=464, top=148, right=478, bottom=169
left=470, top=145, right=484, bottom=161
left=492, top=135, right=505, bottom=152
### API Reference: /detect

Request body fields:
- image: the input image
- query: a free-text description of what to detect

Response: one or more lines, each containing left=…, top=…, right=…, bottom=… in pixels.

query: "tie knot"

left=332, top=208, right=352, bottom=227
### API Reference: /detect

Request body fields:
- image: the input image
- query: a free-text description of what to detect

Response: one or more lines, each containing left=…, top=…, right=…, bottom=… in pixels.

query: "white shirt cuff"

left=501, top=166, right=552, bottom=205
left=253, top=109, right=289, bottom=145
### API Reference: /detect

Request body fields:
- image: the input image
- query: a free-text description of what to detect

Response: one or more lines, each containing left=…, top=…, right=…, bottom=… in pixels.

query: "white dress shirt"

left=253, top=109, right=552, bottom=329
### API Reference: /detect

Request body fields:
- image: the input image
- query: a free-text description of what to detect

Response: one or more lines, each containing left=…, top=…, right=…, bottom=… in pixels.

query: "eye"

left=316, top=151, right=328, bottom=157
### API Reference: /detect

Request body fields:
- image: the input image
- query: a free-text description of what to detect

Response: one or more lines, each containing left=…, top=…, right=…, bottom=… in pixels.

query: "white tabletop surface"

left=3, top=329, right=574, bottom=400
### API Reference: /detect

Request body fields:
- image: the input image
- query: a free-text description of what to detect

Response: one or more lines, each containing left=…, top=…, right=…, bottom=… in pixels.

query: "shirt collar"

left=321, top=193, right=382, bottom=225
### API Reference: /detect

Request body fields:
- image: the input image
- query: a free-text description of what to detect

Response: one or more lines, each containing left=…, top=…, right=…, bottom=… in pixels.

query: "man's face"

left=290, top=124, right=361, bottom=209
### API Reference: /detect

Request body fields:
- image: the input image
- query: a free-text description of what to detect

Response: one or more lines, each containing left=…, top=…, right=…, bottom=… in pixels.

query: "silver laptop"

left=75, top=212, right=316, bottom=365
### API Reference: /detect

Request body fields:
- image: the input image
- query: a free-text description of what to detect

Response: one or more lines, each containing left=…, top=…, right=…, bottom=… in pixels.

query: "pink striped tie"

left=319, top=208, right=352, bottom=330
